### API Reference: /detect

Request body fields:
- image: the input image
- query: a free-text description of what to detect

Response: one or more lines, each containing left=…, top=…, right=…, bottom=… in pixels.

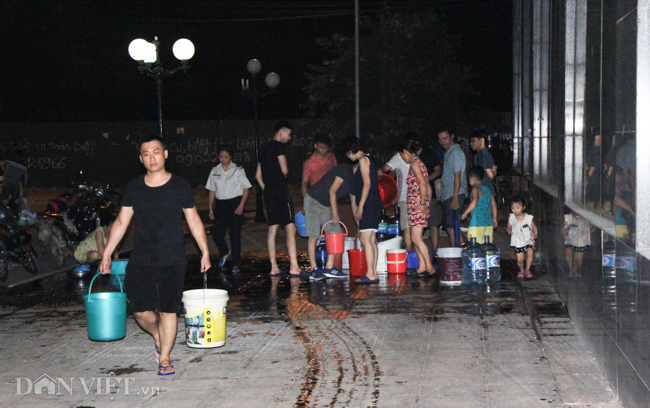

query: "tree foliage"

left=302, top=8, right=476, bottom=152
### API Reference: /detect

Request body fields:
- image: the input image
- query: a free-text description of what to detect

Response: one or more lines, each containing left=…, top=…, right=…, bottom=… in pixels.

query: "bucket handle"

left=87, top=271, right=124, bottom=302
left=320, top=220, right=348, bottom=238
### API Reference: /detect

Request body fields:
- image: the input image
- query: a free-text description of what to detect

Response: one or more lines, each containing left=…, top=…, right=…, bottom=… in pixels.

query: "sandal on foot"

left=517, top=271, right=525, bottom=279
left=524, top=270, right=533, bottom=279
left=154, top=346, right=161, bottom=363
left=218, top=251, right=232, bottom=268
left=289, top=268, right=311, bottom=279
left=270, top=269, right=286, bottom=277
left=158, top=364, right=175, bottom=376
left=354, top=276, right=380, bottom=285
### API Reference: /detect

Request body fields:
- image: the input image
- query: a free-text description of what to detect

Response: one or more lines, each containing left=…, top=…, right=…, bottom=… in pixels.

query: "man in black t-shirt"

left=469, top=130, right=497, bottom=199
left=255, top=121, right=306, bottom=277
left=304, top=163, right=354, bottom=278
left=100, top=133, right=211, bottom=377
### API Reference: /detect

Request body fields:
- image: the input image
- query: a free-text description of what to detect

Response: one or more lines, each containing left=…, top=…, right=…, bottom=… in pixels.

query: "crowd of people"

left=2, top=124, right=522, bottom=377
left=202, top=120, right=531, bottom=286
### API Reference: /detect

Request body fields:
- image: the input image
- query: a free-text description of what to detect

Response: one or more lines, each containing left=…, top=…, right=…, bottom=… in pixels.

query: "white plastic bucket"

left=437, top=248, right=463, bottom=286
left=182, top=289, right=229, bottom=348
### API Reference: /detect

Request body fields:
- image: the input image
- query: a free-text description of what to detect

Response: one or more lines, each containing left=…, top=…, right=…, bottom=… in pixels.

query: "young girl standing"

left=507, top=196, right=537, bottom=279
left=343, top=136, right=383, bottom=284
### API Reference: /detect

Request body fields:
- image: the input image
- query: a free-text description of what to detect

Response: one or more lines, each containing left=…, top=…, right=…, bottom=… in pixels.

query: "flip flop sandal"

left=270, top=269, right=287, bottom=277
left=289, top=269, right=311, bottom=279
left=154, top=346, right=161, bottom=363
left=517, top=271, right=525, bottom=279
left=158, top=364, right=175, bottom=376
left=355, top=276, right=380, bottom=284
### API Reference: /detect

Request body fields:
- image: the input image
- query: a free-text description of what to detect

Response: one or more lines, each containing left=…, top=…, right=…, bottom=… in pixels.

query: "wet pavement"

left=0, top=242, right=623, bottom=408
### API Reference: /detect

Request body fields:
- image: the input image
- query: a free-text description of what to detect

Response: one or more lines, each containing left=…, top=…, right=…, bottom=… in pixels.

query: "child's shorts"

left=468, top=226, right=493, bottom=244
left=514, top=245, right=535, bottom=253
left=564, top=244, right=588, bottom=252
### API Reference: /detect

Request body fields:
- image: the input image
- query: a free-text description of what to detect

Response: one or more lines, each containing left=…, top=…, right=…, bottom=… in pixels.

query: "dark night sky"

left=1, top=0, right=512, bottom=123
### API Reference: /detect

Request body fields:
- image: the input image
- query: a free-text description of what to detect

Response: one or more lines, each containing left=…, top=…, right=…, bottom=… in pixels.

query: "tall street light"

left=241, top=59, right=280, bottom=223
left=128, top=37, right=195, bottom=138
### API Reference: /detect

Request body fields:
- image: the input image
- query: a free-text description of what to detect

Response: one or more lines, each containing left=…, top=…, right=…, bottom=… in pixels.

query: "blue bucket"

left=83, top=272, right=127, bottom=341
left=111, top=259, right=128, bottom=275
left=407, top=250, right=419, bottom=269
left=295, top=211, right=307, bottom=237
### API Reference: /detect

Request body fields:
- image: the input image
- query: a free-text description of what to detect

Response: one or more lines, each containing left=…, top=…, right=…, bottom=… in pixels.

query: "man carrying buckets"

left=100, top=133, right=211, bottom=377
left=304, top=163, right=355, bottom=279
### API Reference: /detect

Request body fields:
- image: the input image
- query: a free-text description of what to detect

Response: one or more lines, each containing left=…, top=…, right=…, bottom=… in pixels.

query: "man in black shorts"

left=255, top=120, right=306, bottom=277
left=100, top=133, right=211, bottom=376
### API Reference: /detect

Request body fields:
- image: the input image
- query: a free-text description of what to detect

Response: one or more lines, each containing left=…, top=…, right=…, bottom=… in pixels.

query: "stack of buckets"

left=182, top=289, right=229, bottom=348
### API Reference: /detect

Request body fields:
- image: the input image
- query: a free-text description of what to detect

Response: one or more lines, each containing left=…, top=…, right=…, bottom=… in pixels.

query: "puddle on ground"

left=99, top=364, right=148, bottom=375
left=0, top=253, right=569, bottom=326
left=0, top=251, right=572, bottom=408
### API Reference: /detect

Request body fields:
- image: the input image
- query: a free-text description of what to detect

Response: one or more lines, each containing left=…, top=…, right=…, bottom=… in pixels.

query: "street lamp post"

left=241, top=59, right=280, bottom=223
left=128, top=37, right=195, bottom=138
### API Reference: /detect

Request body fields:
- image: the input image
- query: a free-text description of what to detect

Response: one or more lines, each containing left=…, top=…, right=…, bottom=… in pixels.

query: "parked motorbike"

left=0, top=198, right=38, bottom=281
left=37, top=181, right=121, bottom=269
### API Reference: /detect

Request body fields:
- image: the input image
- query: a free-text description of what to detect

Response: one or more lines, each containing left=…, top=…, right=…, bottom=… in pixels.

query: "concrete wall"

left=0, top=120, right=319, bottom=188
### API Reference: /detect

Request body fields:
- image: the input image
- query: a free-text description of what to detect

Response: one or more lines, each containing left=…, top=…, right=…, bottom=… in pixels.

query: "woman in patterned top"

left=400, top=140, right=436, bottom=277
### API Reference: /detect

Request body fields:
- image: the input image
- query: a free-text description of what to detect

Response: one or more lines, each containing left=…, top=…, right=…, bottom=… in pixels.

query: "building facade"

left=514, top=1, right=650, bottom=406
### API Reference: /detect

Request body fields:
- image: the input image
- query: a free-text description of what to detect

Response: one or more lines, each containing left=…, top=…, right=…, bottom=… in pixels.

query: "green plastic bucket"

left=83, top=272, right=127, bottom=341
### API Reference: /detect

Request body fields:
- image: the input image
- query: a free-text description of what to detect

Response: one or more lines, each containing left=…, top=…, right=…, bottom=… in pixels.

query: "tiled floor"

left=0, top=257, right=623, bottom=408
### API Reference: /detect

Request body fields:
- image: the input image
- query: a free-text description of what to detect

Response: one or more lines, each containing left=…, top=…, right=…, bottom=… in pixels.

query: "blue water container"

left=461, top=237, right=486, bottom=285
left=316, top=238, right=327, bottom=268
left=482, top=236, right=501, bottom=283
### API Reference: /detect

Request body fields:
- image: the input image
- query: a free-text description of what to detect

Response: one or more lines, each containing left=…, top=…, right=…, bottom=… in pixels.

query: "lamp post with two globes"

left=128, top=37, right=195, bottom=138
left=241, top=59, right=280, bottom=223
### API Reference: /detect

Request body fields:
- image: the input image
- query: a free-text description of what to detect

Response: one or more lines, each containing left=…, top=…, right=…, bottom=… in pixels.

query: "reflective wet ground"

left=0, top=254, right=563, bottom=326
left=0, top=250, right=622, bottom=407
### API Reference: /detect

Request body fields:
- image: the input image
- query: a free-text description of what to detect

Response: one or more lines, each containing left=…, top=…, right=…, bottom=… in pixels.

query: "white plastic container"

left=437, top=247, right=463, bottom=286
left=377, top=237, right=403, bottom=272
left=182, top=289, right=229, bottom=348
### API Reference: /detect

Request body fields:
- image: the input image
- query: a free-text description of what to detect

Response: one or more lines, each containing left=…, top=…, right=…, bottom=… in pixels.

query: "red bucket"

left=347, top=237, right=367, bottom=276
left=378, top=174, right=398, bottom=208
left=386, top=249, right=407, bottom=273
left=321, top=221, right=348, bottom=255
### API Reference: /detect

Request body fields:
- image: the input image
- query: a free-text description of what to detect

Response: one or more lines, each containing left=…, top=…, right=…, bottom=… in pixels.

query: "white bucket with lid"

left=182, top=289, right=229, bottom=348
left=437, top=247, right=463, bottom=286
